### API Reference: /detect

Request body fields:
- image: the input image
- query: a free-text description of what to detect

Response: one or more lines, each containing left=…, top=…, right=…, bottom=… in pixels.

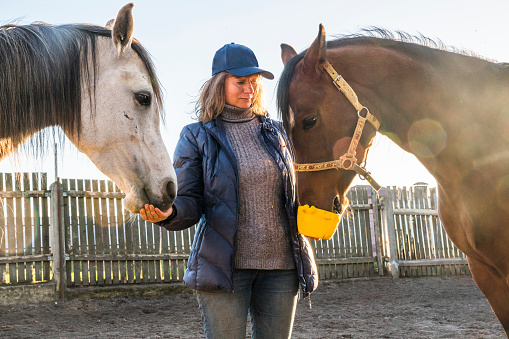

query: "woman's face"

left=224, top=74, right=260, bottom=109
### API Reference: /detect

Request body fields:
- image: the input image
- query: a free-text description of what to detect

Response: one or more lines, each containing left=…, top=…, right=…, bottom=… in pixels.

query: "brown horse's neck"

left=331, top=44, right=509, bottom=186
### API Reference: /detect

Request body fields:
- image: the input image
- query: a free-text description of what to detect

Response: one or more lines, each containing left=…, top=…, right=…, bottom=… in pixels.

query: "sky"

left=1, top=0, right=508, bottom=189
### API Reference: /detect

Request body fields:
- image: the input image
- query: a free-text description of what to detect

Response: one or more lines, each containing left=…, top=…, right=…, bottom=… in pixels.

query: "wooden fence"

left=0, top=172, right=468, bottom=293
left=380, top=186, right=468, bottom=277
left=0, top=173, right=51, bottom=285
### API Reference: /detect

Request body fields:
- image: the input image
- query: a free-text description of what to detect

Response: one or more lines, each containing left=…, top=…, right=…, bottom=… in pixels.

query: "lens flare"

left=408, top=119, right=447, bottom=158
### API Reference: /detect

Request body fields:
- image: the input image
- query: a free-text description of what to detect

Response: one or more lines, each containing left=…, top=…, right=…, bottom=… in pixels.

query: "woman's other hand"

left=140, top=204, right=173, bottom=223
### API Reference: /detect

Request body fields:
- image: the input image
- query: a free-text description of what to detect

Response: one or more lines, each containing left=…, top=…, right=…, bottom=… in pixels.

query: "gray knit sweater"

left=220, top=105, right=295, bottom=270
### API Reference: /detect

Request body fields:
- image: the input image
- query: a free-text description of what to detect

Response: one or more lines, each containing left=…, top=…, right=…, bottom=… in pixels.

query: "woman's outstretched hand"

left=140, top=204, right=173, bottom=223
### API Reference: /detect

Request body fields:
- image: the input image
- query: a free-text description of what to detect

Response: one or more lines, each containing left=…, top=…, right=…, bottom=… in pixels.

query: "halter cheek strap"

left=293, top=60, right=382, bottom=191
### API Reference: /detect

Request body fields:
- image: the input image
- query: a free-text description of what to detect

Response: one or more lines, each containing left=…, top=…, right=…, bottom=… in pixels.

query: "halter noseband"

left=293, top=60, right=382, bottom=191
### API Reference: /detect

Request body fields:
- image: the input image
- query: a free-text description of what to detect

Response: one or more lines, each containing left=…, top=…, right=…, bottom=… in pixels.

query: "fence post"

left=380, top=188, right=400, bottom=278
left=50, top=181, right=66, bottom=299
left=368, top=188, right=384, bottom=276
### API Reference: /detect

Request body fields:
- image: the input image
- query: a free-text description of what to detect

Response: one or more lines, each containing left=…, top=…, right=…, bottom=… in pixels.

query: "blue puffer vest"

left=157, top=113, right=318, bottom=296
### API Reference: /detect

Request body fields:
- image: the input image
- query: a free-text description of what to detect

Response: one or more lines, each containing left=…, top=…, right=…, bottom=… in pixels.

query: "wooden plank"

left=67, top=253, right=189, bottom=261
left=397, top=258, right=468, bottom=266
left=84, top=180, right=96, bottom=285
left=410, top=187, right=421, bottom=260
left=315, top=257, right=376, bottom=264
left=430, top=188, right=442, bottom=259
left=154, top=224, right=162, bottom=283
left=92, top=180, right=104, bottom=285
left=395, top=188, right=408, bottom=260
left=41, top=173, right=50, bottom=281
left=23, top=173, right=33, bottom=282
left=0, top=254, right=53, bottom=264
left=0, top=174, right=5, bottom=283
left=124, top=210, right=134, bottom=283
left=168, top=226, right=177, bottom=281
left=381, top=188, right=399, bottom=278
left=99, top=180, right=111, bottom=284
left=403, top=187, right=417, bottom=260
left=145, top=219, right=155, bottom=283
left=77, top=179, right=89, bottom=286
left=414, top=186, right=430, bottom=259
left=357, top=187, right=369, bottom=258
left=114, top=184, right=126, bottom=284
left=182, top=225, right=191, bottom=260
left=140, top=218, right=149, bottom=283
left=69, top=179, right=80, bottom=286
left=338, top=213, right=347, bottom=258
left=393, top=208, right=439, bottom=216
left=64, top=191, right=125, bottom=199
left=420, top=187, right=433, bottom=260
left=32, top=173, right=42, bottom=282
left=61, top=179, right=71, bottom=286
left=0, top=191, right=50, bottom=198
left=351, top=188, right=362, bottom=257
left=107, top=181, right=119, bottom=284
left=369, top=188, right=384, bottom=276
left=175, top=221, right=184, bottom=281
left=160, top=224, right=170, bottom=282
left=133, top=215, right=142, bottom=282
left=393, top=188, right=401, bottom=262
left=407, top=187, right=420, bottom=260
left=14, top=174, right=24, bottom=283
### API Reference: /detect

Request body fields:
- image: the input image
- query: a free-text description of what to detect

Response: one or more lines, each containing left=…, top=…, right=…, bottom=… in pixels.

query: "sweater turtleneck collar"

left=220, top=104, right=256, bottom=123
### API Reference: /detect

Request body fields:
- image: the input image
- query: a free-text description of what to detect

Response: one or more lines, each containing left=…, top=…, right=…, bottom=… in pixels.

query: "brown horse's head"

left=278, top=25, right=378, bottom=215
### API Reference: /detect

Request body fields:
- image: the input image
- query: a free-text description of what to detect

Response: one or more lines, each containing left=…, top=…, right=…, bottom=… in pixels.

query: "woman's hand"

left=140, top=204, right=173, bottom=223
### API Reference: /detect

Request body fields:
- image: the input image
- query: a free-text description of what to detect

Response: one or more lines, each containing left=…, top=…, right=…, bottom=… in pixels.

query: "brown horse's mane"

left=0, top=22, right=163, bottom=158
left=277, top=27, right=506, bottom=129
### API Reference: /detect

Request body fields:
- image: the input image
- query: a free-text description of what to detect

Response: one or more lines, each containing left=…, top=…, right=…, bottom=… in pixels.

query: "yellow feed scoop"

left=297, top=205, right=340, bottom=240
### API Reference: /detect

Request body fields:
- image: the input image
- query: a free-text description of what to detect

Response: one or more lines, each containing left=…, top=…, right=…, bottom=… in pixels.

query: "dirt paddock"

left=0, top=275, right=505, bottom=338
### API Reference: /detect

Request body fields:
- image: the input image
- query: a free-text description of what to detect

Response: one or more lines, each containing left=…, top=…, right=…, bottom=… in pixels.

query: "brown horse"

left=277, top=25, right=509, bottom=334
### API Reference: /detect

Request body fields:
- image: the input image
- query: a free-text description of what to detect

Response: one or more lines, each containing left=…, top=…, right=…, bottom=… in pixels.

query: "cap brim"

left=227, top=67, right=274, bottom=80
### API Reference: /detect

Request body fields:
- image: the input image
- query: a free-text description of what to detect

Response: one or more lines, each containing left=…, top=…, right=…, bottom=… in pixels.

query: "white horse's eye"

left=134, top=92, right=151, bottom=106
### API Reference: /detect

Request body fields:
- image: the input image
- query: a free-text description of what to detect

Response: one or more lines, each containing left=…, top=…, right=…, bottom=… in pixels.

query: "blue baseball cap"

left=212, top=43, right=274, bottom=79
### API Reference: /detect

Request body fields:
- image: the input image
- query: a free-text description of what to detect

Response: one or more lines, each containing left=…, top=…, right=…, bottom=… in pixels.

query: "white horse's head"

left=71, top=3, right=176, bottom=213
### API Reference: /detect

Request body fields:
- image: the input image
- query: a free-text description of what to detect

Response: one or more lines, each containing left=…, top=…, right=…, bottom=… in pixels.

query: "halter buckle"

left=339, top=153, right=357, bottom=171
left=357, top=106, right=370, bottom=119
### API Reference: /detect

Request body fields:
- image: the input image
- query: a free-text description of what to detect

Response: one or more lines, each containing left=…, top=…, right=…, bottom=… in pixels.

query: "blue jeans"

left=196, top=269, right=299, bottom=339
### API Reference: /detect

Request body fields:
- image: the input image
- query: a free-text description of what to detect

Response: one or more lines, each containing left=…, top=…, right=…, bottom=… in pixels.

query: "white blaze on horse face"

left=75, top=37, right=176, bottom=213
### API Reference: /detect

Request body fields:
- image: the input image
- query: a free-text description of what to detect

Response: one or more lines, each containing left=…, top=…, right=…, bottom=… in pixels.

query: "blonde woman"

left=141, top=43, right=317, bottom=339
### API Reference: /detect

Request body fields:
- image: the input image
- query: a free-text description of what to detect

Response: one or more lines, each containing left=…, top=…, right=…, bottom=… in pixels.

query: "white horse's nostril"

left=165, top=179, right=177, bottom=204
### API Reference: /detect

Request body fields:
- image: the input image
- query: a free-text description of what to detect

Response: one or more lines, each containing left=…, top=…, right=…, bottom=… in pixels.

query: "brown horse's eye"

left=134, top=92, right=151, bottom=106
left=303, top=116, right=317, bottom=130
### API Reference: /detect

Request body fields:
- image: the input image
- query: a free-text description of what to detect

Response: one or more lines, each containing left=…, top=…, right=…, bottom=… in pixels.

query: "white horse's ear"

left=105, top=19, right=115, bottom=29
left=112, top=3, right=134, bottom=57
left=281, top=44, right=298, bottom=66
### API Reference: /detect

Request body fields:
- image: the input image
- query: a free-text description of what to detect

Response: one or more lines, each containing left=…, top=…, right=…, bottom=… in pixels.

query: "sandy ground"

left=0, top=275, right=506, bottom=338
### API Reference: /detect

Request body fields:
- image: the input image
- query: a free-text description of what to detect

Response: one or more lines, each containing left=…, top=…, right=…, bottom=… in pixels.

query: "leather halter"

left=293, top=60, right=382, bottom=191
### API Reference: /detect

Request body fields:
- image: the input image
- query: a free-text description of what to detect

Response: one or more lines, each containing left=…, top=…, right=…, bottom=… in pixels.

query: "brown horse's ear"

left=281, top=44, right=298, bottom=65
left=112, top=3, right=135, bottom=57
left=302, top=24, right=327, bottom=75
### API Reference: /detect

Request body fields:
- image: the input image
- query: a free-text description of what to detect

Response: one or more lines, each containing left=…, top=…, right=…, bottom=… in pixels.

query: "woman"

left=140, top=42, right=317, bottom=339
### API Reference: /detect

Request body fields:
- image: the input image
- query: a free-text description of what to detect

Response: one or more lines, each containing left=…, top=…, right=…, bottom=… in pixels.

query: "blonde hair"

left=195, top=72, right=266, bottom=123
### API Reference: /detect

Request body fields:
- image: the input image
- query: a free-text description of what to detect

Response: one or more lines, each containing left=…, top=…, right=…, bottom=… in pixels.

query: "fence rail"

left=0, top=173, right=469, bottom=298
left=381, top=186, right=468, bottom=277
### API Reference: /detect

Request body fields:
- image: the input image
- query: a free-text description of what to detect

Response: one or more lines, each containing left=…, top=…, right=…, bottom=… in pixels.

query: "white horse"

left=0, top=3, right=176, bottom=213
